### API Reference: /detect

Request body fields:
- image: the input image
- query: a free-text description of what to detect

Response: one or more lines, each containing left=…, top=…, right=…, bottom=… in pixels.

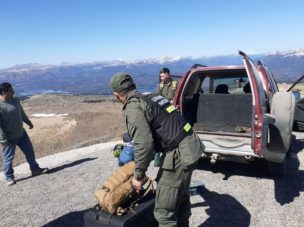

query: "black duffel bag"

left=83, top=195, right=157, bottom=227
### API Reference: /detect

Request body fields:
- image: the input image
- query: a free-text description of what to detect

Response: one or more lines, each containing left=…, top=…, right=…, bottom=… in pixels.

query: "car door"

left=244, top=52, right=295, bottom=162
left=257, top=61, right=279, bottom=101
left=287, top=75, right=304, bottom=131
left=239, top=51, right=268, bottom=156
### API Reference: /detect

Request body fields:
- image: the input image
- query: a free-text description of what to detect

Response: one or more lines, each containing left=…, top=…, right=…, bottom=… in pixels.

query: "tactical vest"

left=129, top=93, right=192, bottom=152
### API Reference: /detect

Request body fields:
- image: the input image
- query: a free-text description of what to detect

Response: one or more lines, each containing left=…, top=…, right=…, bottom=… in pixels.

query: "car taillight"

left=253, top=112, right=263, bottom=155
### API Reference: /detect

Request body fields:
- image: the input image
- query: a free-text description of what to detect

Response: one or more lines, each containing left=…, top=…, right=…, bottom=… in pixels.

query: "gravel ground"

left=0, top=133, right=304, bottom=227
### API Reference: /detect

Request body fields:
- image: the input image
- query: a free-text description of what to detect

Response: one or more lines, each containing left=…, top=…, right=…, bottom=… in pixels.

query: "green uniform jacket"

left=123, top=90, right=204, bottom=178
left=156, top=79, right=178, bottom=101
left=0, top=97, right=30, bottom=143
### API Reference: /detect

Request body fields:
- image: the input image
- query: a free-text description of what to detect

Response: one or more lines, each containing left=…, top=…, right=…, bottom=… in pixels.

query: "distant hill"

left=0, top=49, right=303, bottom=96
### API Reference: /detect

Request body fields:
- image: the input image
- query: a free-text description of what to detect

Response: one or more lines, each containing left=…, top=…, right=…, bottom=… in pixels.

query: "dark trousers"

left=2, top=130, right=39, bottom=180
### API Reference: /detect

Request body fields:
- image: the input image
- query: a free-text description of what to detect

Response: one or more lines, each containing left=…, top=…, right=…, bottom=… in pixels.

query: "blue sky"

left=0, top=0, right=303, bottom=68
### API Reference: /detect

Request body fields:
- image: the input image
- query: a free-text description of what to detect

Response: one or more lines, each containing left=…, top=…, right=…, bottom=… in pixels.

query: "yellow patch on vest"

left=166, top=105, right=176, bottom=113
left=172, top=80, right=177, bottom=90
left=183, top=123, right=191, bottom=132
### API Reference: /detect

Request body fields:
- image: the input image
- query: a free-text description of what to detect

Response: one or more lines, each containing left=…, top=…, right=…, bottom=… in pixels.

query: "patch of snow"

left=19, top=90, right=69, bottom=96
left=31, top=113, right=69, bottom=118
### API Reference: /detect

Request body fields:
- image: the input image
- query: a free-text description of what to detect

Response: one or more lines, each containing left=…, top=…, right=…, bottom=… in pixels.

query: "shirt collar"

left=122, top=89, right=137, bottom=110
left=163, top=78, right=172, bottom=85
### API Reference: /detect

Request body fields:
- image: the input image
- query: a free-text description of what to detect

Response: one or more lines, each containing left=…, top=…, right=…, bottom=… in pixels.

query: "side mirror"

left=292, top=90, right=301, bottom=99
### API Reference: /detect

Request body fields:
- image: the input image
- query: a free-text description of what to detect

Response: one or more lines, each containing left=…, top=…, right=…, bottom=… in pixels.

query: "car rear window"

left=202, top=74, right=250, bottom=94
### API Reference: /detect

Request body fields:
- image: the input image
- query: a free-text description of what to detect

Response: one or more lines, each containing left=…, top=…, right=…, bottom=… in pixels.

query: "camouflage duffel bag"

left=95, top=161, right=154, bottom=215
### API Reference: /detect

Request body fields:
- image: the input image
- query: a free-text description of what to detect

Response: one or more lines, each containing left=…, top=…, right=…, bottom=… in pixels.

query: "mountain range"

left=0, top=49, right=304, bottom=96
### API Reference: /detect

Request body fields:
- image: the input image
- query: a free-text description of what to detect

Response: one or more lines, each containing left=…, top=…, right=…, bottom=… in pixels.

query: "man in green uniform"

left=155, top=67, right=179, bottom=167
left=156, top=68, right=178, bottom=102
left=110, top=73, right=204, bottom=227
left=0, top=82, right=48, bottom=186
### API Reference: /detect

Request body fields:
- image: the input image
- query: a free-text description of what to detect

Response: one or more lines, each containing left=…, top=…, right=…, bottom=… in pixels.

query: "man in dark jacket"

left=110, top=73, right=204, bottom=227
left=0, top=83, right=48, bottom=186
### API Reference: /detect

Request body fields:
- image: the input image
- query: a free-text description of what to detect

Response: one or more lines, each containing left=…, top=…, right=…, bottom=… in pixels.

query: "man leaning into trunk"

left=110, top=73, right=204, bottom=227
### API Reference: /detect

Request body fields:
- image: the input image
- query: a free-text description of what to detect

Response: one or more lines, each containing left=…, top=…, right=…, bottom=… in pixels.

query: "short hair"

left=0, top=82, right=13, bottom=94
left=159, top=67, right=170, bottom=75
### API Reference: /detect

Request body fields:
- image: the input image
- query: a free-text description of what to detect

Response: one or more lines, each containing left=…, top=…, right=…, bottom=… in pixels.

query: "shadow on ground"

left=47, top=157, right=98, bottom=174
left=196, top=136, right=304, bottom=206
left=16, top=157, right=97, bottom=183
left=191, top=186, right=251, bottom=227
left=42, top=209, right=90, bottom=227
left=43, top=196, right=158, bottom=227
left=274, top=137, right=304, bottom=205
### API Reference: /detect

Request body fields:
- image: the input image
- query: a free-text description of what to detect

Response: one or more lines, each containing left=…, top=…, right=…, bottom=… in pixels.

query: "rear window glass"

left=202, top=75, right=250, bottom=94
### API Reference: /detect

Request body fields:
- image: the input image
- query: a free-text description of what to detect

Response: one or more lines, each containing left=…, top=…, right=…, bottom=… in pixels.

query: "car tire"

left=292, top=121, right=299, bottom=131
left=287, top=134, right=295, bottom=158
left=267, top=158, right=286, bottom=177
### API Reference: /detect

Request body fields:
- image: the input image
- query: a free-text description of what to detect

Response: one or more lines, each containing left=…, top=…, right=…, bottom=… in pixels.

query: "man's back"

left=125, top=92, right=203, bottom=169
left=0, top=97, right=25, bottom=141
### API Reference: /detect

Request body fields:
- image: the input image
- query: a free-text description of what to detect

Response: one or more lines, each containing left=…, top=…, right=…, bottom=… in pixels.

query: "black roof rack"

left=191, top=64, right=207, bottom=69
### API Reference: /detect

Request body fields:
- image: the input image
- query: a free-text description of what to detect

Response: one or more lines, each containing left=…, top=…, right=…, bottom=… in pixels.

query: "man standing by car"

left=0, top=82, right=48, bottom=186
left=155, top=67, right=179, bottom=167
left=156, top=67, right=178, bottom=102
left=110, top=73, right=204, bottom=227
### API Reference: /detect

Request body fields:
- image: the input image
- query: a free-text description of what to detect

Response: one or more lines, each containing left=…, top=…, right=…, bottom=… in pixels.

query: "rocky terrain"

left=0, top=83, right=299, bottom=170
left=0, top=133, right=303, bottom=226
left=0, top=94, right=125, bottom=170
left=0, top=91, right=303, bottom=226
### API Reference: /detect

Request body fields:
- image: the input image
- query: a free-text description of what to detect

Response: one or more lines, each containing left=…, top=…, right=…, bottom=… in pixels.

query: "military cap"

left=110, top=72, right=136, bottom=93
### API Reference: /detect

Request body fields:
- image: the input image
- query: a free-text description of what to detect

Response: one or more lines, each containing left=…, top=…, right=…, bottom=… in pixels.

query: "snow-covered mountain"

left=0, top=50, right=303, bottom=96
left=262, top=48, right=304, bottom=82
left=267, top=48, right=304, bottom=57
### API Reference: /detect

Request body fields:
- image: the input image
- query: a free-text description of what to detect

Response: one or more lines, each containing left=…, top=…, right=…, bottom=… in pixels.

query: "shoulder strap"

left=123, top=93, right=143, bottom=110
left=130, top=92, right=148, bottom=103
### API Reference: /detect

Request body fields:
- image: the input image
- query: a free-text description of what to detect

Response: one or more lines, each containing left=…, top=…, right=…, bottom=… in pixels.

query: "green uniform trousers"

left=154, top=149, right=194, bottom=227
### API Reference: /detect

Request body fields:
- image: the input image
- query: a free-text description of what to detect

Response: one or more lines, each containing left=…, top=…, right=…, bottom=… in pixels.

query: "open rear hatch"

left=180, top=69, right=254, bottom=151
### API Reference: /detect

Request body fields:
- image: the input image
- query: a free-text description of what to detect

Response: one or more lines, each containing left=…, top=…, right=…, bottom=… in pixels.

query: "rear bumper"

left=202, top=141, right=286, bottom=163
left=203, top=140, right=259, bottom=158
left=204, top=147, right=260, bottom=158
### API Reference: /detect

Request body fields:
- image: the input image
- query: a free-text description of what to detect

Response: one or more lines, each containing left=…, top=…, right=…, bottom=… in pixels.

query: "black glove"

left=27, top=121, right=34, bottom=129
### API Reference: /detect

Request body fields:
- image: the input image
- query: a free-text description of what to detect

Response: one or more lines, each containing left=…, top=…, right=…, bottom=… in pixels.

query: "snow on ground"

left=31, top=113, right=69, bottom=118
